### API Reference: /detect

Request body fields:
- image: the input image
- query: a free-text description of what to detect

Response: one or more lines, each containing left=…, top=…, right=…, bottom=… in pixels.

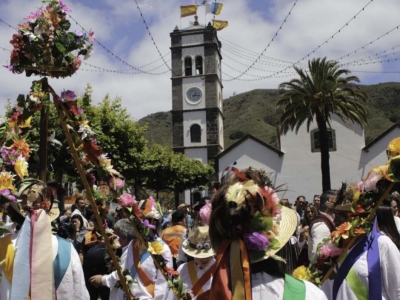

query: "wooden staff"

left=46, top=84, right=133, bottom=300
left=321, top=181, right=395, bottom=284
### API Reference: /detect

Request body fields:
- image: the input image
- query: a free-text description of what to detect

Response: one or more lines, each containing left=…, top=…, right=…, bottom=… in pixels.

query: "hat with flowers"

left=182, top=225, right=215, bottom=259
left=208, top=167, right=297, bottom=299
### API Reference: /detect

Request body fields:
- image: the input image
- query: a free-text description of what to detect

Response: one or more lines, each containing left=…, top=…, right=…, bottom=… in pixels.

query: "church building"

left=170, top=18, right=398, bottom=204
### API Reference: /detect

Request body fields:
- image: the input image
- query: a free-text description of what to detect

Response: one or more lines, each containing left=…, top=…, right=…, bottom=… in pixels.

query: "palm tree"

left=277, top=57, right=368, bottom=192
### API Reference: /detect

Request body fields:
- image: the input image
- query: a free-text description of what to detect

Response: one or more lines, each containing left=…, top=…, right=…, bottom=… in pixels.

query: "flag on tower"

left=180, top=5, right=197, bottom=18
left=206, top=2, right=224, bottom=15
left=212, top=19, right=228, bottom=31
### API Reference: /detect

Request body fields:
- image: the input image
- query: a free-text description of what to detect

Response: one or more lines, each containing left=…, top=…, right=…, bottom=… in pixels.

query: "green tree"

left=277, top=57, right=368, bottom=192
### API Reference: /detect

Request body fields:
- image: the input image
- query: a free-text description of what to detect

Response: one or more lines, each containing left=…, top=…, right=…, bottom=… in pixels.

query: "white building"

left=217, top=116, right=399, bottom=202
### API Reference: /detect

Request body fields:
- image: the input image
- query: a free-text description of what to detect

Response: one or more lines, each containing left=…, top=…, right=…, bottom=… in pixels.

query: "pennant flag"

left=206, top=2, right=224, bottom=15
left=212, top=19, right=228, bottom=31
left=180, top=5, right=197, bottom=18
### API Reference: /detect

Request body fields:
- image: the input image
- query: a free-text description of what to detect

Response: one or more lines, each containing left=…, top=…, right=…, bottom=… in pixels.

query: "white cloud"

left=0, top=0, right=399, bottom=121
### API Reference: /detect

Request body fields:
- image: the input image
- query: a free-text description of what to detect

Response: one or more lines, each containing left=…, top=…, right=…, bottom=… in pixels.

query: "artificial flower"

left=18, top=116, right=32, bottom=129
left=354, top=227, right=366, bottom=235
left=0, top=172, right=15, bottom=192
left=73, top=56, right=81, bottom=72
left=119, top=193, right=136, bottom=207
left=14, top=156, right=29, bottom=180
left=164, top=266, right=179, bottom=277
left=10, top=138, right=31, bottom=160
left=244, top=232, right=269, bottom=251
left=141, top=219, right=156, bottom=229
left=148, top=241, right=165, bottom=255
left=109, top=176, right=124, bottom=190
left=58, top=0, right=71, bottom=13
left=354, top=204, right=365, bottom=214
left=292, top=266, right=314, bottom=282
left=84, top=46, right=94, bottom=60
left=60, top=90, right=76, bottom=101
left=1, top=147, right=21, bottom=166
left=86, top=173, right=96, bottom=185
left=263, top=186, right=280, bottom=205
left=89, top=29, right=95, bottom=43
left=199, top=200, right=211, bottom=226
left=319, top=241, right=342, bottom=259
left=0, top=189, right=16, bottom=202
left=82, top=140, right=101, bottom=164
left=331, top=222, right=352, bottom=240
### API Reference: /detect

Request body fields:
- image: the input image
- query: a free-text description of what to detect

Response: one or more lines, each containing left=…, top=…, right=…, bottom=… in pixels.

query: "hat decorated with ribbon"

left=182, top=225, right=215, bottom=258
left=208, top=167, right=297, bottom=299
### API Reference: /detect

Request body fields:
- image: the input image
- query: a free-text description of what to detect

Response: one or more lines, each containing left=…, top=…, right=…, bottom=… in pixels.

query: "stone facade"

left=171, top=78, right=183, bottom=111
left=172, top=111, right=183, bottom=148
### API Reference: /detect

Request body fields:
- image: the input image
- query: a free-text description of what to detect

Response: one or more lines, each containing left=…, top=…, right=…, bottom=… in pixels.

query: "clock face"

left=186, top=87, right=203, bottom=103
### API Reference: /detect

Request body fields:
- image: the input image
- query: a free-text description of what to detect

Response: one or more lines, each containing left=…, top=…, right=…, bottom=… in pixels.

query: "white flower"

left=105, top=228, right=114, bottom=235
left=84, top=47, right=94, bottom=60
left=29, top=94, right=40, bottom=103
left=125, top=275, right=132, bottom=282
left=182, top=283, right=192, bottom=294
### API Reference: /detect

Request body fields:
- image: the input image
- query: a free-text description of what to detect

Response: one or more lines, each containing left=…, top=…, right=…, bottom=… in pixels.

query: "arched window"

left=195, top=56, right=203, bottom=75
left=311, top=128, right=336, bottom=152
left=190, top=124, right=201, bottom=143
left=185, top=57, right=192, bottom=76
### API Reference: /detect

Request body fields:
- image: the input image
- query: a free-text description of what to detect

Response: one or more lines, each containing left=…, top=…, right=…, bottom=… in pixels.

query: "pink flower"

left=119, top=193, right=135, bottom=207
left=141, top=219, right=156, bottom=229
left=363, top=174, right=382, bottom=192
left=109, top=177, right=124, bottom=190
left=200, top=200, right=212, bottom=225
left=356, top=180, right=364, bottom=192
left=73, top=56, right=81, bottom=71
left=89, top=29, right=95, bottom=43
left=319, top=242, right=342, bottom=259
left=264, top=186, right=279, bottom=205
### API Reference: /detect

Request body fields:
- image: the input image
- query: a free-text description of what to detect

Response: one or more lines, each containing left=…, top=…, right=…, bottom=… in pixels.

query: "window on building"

left=195, top=56, right=203, bottom=75
left=311, top=129, right=336, bottom=152
left=185, top=57, right=192, bottom=76
left=190, top=124, right=201, bottom=143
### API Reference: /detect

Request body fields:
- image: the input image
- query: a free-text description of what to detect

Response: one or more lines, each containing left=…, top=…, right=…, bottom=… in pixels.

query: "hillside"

left=138, top=82, right=400, bottom=149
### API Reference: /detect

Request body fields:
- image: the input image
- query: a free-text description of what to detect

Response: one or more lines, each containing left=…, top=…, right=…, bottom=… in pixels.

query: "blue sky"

left=0, top=0, right=399, bottom=120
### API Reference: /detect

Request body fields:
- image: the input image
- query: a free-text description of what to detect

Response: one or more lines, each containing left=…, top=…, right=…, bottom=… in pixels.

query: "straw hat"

left=182, top=225, right=215, bottom=259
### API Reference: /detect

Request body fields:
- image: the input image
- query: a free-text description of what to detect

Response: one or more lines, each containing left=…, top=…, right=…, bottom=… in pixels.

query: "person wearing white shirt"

left=89, top=218, right=173, bottom=300
left=322, top=203, right=400, bottom=300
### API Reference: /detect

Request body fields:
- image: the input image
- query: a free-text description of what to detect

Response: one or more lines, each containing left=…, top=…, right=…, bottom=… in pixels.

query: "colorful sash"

left=131, top=239, right=155, bottom=297
left=2, top=217, right=71, bottom=300
left=283, top=274, right=306, bottom=300
left=0, top=234, right=15, bottom=282
left=333, top=218, right=382, bottom=300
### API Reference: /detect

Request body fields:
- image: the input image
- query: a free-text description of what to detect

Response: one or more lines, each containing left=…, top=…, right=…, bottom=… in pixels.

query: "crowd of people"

left=1, top=168, right=400, bottom=300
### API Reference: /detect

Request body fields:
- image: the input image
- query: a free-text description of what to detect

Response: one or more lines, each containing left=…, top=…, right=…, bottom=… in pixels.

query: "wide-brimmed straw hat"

left=182, top=225, right=215, bottom=259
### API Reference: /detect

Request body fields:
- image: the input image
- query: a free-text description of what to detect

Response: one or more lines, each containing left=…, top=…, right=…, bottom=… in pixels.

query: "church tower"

left=170, top=17, right=224, bottom=204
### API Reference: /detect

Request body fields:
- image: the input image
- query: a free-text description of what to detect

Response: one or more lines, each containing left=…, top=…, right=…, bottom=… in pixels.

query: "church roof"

left=363, top=122, right=400, bottom=152
left=181, top=24, right=206, bottom=31
left=216, top=134, right=284, bottom=159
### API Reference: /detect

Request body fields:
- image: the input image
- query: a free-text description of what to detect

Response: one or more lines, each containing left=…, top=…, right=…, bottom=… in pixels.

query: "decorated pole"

left=321, top=181, right=395, bottom=284
left=47, top=85, right=133, bottom=300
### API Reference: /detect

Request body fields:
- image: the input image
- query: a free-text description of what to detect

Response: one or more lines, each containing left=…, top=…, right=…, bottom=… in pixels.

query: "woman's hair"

left=302, top=204, right=317, bottom=227
left=279, top=199, right=291, bottom=208
left=70, top=214, right=84, bottom=230
left=376, top=199, right=400, bottom=251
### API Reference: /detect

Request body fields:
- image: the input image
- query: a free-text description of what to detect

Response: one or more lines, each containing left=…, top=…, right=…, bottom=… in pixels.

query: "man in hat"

left=162, top=210, right=187, bottom=270
left=207, top=167, right=327, bottom=299
left=0, top=179, right=89, bottom=300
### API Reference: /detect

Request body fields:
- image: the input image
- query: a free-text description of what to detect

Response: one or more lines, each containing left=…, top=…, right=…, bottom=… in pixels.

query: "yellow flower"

left=292, top=266, right=314, bottom=282
left=148, top=241, right=165, bottom=255
left=0, top=172, right=15, bottom=191
left=18, top=116, right=32, bottom=129
left=14, top=156, right=29, bottom=180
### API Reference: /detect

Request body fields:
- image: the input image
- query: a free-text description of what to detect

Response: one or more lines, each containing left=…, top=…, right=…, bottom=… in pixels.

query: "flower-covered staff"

left=208, top=167, right=327, bottom=300
left=4, top=0, right=94, bottom=78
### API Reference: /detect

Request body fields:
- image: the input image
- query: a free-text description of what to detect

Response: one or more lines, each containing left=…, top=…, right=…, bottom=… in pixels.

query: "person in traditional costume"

left=0, top=179, right=89, bottom=300
left=322, top=200, right=400, bottom=299
left=207, top=167, right=327, bottom=300
left=90, top=217, right=172, bottom=300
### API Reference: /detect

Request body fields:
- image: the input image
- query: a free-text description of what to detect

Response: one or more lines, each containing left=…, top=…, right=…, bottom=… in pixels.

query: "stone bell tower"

left=170, top=17, right=224, bottom=205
